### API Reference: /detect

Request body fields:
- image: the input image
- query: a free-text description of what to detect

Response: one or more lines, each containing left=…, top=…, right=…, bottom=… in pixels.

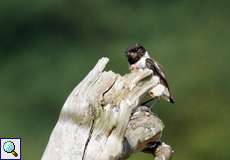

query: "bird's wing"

left=146, top=58, right=175, bottom=103
left=146, top=58, right=172, bottom=91
left=146, top=58, right=166, bottom=81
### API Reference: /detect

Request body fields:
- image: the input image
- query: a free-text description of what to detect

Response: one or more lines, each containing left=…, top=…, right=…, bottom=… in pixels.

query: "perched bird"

left=125, top=43, right=175, bottom=104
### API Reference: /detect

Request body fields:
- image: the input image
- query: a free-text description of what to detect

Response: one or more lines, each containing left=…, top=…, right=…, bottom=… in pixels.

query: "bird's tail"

left=169, top=96, right=175, bottom=103
left=164, top=88, right=175, bottom=104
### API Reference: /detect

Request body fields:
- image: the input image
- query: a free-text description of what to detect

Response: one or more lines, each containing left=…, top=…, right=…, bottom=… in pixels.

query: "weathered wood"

left=42, top=57, right=173, bottom=160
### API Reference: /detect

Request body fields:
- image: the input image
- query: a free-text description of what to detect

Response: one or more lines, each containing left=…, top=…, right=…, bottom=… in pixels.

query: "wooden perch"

left=42, top=57, right=173, bottom=160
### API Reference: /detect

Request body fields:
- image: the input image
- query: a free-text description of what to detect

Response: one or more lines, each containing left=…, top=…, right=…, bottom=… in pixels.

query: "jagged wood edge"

left=42, top=57, right=173, bottom=160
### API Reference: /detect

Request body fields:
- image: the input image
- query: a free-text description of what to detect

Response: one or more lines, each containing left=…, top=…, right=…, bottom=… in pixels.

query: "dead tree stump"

left=42, top=57, right=173, bottom=160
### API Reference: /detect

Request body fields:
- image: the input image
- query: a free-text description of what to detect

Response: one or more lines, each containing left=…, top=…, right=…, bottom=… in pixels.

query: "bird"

left=124, top=43, right=175, bottom=104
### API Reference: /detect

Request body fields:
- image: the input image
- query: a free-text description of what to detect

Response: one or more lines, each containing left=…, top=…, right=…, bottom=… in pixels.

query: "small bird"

left=125, top=43, right=175, bottom=104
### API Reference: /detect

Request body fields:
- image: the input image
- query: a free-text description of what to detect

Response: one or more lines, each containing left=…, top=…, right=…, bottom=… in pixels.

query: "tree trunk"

left=42, top=57, right=173, bottom=160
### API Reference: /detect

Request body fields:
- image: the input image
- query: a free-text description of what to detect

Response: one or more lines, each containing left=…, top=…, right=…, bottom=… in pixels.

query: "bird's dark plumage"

left=125, top=44, right=146, bottom=64
left=125, top=43, right=175, bottom=104
left=146, top=58, right=175, bottom=103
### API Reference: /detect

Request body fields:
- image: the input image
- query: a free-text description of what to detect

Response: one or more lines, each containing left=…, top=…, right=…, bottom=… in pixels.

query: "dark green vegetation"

left=0, top=0, right=230, bottom=159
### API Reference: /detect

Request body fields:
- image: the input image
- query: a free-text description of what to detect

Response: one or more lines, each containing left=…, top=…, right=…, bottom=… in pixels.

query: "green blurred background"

left=0, top=0, right=230, bottom=159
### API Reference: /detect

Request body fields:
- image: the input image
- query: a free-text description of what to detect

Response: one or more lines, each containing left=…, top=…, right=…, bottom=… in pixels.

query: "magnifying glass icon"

left=3, top=141, right=18, bottom=157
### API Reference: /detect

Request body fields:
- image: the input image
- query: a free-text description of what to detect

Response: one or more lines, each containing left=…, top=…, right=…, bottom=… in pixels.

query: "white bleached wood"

left=42, top=57, right=172, bottom=160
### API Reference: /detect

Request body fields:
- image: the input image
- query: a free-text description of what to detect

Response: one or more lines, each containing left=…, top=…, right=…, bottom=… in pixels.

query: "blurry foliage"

left=0, top=0, right=230, bottom=159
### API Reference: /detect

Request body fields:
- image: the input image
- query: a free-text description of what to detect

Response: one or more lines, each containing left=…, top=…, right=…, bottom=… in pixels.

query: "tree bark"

left=42, top=57, right=173, bottom=160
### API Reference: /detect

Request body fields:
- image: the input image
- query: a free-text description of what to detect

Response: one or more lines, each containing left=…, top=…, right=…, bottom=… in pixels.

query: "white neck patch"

left=132, top=51, right=150, bottom=69
left=143, top=51, right=150, bottom=58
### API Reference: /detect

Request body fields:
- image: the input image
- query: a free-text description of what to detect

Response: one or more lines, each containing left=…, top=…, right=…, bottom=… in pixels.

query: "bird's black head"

left=125, top=43, right=146, bottom=64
